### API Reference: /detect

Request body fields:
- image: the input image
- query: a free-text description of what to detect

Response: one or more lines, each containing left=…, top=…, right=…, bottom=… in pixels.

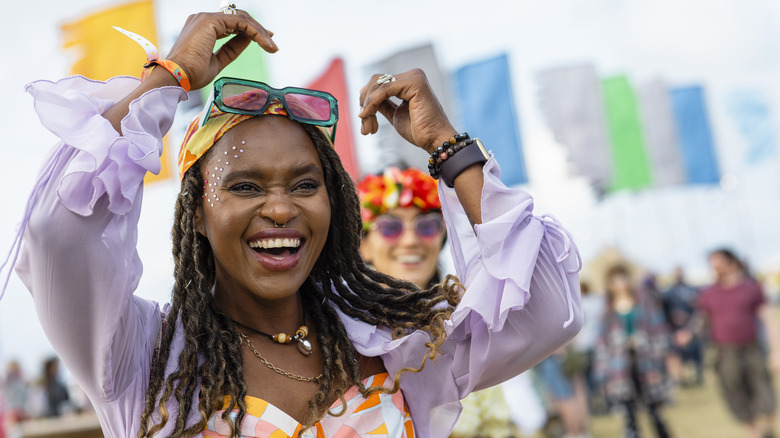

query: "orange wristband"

left=143, top=60, right=191, bottom=92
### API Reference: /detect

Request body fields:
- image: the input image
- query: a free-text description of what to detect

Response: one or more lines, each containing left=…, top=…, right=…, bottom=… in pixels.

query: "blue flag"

left=454, top=54, right=527, bottom=185
left=726, top=89, right=777, bottom=165
left=669, top=86, right=720, bottom=184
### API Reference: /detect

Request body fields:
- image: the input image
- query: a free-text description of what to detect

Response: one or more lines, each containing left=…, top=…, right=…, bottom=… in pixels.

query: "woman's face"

left=360, top=207, right=445, bottom=289
left=607, top=273, right=633, bottom=297
left=195, top=116, right=331, bottom=307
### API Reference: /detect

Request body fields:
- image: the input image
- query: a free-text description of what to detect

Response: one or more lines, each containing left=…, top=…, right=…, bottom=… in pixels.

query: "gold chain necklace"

left=239, top=332, right=321, bottom=383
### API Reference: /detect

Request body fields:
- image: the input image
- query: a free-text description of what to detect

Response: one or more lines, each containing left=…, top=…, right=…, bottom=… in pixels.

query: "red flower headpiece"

left=357, top=167, right=441, bottom=231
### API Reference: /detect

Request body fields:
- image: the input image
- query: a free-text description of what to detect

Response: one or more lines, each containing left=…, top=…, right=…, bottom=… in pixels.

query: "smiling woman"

left=3, top=7, right=583, bottom=438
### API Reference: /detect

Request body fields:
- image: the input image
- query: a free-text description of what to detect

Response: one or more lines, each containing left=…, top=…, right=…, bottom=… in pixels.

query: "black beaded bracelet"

left=428, top=132, right=471, bottom=179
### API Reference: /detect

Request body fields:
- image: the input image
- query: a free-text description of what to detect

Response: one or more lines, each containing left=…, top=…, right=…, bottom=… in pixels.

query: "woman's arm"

left=356, top=70, right=582, bottom=437
left=13, top=77, right=186, bottom=401
left=8, top=10, right=278, bottom=402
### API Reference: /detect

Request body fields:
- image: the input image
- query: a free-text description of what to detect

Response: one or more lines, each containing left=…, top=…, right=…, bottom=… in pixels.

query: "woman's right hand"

left=103, top=10, right=276, bottom=133
left=166, top=10, right=278, bottom=91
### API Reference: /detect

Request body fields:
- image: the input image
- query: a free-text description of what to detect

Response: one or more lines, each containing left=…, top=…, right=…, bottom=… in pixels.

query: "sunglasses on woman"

left=370, top=214, right=445, bottom=242
left=198, top=77, right=339, bottom=142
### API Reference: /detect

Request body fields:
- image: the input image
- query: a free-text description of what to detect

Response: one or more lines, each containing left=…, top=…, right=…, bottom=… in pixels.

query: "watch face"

left=474, top=139, right=490, bottom=159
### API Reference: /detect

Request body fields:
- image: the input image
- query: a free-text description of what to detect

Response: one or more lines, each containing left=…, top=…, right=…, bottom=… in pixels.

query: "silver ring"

left=222, top=3, right=237, bottom=14
left=273, top=220, right=286, bottom=228
left=376, top=73, right=397, bottom=86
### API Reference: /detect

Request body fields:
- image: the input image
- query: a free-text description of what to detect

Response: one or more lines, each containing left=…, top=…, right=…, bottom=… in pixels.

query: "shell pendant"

left=297, top=338, right=313, bottom=356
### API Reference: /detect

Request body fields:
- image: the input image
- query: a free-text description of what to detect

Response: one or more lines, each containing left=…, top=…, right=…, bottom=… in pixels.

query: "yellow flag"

left=61, top=0, right=173, bottom=184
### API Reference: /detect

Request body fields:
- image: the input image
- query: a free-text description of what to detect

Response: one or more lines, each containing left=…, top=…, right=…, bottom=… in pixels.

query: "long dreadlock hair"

left=136, top=123, right=464, bottom=437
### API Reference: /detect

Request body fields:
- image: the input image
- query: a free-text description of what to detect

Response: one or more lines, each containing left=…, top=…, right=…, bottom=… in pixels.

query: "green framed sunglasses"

left=198, top=77, right=339, bottom=142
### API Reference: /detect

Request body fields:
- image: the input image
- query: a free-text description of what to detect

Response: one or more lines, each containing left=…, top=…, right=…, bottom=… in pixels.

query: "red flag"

left=307, top=58, right=359, bottom=180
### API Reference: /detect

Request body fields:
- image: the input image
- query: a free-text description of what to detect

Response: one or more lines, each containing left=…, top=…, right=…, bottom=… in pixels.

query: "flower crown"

left=357, top=167, right=441, bottom=231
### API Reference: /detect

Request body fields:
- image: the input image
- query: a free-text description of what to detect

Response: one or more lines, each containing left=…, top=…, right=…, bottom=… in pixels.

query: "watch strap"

left=439, top=139, right=490, bottom=188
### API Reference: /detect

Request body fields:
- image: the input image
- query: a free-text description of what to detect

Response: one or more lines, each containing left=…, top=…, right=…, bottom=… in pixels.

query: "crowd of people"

left=524, top=249, right=778, bottom=438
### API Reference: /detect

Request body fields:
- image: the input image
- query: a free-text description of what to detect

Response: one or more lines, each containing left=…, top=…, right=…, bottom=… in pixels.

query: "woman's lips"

left=247, top=229, right=306, bottom=271
left=251, top=245, right=303, bottom=271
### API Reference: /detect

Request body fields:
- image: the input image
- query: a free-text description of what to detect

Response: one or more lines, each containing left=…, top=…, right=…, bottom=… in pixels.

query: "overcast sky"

left=2, top=0, right=780, bottom=375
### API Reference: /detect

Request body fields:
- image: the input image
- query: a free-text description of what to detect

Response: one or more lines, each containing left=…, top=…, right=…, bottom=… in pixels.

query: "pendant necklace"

left=239, top=332, right=321, bottom=383
left=232, top=318, right=313, bottom=357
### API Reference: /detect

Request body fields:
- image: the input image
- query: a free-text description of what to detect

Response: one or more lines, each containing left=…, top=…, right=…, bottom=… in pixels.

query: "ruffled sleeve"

left=347, top=157, right=583, bottom=438
left=2, top=75, right=187, bottom=412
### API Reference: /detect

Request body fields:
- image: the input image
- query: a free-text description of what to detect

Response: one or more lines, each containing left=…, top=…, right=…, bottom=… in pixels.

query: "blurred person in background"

left=572, top=281, right=606, bottom=413
left=661, top=267, right=703, bottom=387
left=536, top=345, right=591, bottom=438
left=594, top=265, right=672, bottom=438
left=2, top=361, right=27, bottom=426
left=40, top=357, right=70, bottom=418
left=358, top=167, right=529, bottom=437
left=693, top=249, right=779, bottom=438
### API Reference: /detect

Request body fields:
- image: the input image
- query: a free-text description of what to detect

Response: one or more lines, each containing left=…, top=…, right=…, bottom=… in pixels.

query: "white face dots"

left=202, top=141, right=247, bottom=208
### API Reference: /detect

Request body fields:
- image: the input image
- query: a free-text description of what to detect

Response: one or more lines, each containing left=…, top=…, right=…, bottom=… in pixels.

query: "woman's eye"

left=294, top=180, right=321, bottom=192
left=229, top=182, right=259, bottom=192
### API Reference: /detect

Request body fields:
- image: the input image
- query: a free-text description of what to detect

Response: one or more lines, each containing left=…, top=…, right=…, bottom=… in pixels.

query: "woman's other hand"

left=166, top=10, right=278, bottom=91
left=358, top=69, right=457, bottom=153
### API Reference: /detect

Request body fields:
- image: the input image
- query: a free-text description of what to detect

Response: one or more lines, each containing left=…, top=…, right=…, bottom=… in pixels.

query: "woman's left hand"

left=358, top=69, right=457, bottom=154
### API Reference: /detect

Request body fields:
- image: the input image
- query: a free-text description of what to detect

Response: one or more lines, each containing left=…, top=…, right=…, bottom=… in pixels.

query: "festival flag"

left=637, top=79, right=686, bottom=186
left=61, top=0, right=157, bottom=80
left=365, top=44, right=456, bottom=174
left=537, top=64, right=612, bottom=193
left=601, top=75, right=653, bottom=191
left=307, top=58, right=359, bottom=180
left=669, top=86, right=720, bottom=184
left=726, top=89, right=777, bottom=165
left=61, top=0, right=173, bottom=184
left=454, top=54, right=527, bottom=186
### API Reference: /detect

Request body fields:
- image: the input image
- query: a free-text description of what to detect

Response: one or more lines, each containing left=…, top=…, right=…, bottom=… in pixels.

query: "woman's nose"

left=261, top=193, right=298, bottom=226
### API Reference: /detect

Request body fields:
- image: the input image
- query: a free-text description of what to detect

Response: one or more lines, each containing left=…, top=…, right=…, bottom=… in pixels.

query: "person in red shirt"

left=696, top=249, right=779, bottom=438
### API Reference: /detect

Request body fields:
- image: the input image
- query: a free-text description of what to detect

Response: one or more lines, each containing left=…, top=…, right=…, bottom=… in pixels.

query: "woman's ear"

left=194, top=201, right=207, bottom=237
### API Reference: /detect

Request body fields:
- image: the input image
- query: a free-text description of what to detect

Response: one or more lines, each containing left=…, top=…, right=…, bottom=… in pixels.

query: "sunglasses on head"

left=370, top=213, right=444, bottom=241
left=198, top=77, right=339, bottom=142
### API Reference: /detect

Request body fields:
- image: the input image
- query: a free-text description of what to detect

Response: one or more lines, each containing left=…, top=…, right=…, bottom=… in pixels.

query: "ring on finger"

left=376, top=73, right=397, bottom=85
left=222, top=2, right=238, bottom=14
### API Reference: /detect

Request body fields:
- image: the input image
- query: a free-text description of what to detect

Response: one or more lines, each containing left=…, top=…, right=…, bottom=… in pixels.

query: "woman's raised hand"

left=358, top=70, right=457, bottom=154
left=103, top=10, right=275, bottom=133
left=165, top=10, right=277, bottom=91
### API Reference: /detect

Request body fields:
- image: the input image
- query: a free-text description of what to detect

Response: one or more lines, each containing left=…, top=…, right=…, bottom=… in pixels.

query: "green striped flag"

left=602, top=75, right=653, bottom=191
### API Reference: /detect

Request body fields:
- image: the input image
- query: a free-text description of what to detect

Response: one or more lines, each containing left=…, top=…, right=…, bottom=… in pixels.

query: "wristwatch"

left=439, top=138, right=490, bottom=188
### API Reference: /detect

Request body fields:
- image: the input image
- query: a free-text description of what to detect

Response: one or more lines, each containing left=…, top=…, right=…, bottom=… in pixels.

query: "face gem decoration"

left=206, top=143, right=246, bottom=207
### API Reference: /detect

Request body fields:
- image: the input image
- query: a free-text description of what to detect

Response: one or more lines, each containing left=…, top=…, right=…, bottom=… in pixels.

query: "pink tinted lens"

left=285, top=93, right=332, bottom=121
left=415, top=216, right=444, bottom=239
left=374, top=218, right=404, bottom=240
left=222, top=85, right=269, bottom=111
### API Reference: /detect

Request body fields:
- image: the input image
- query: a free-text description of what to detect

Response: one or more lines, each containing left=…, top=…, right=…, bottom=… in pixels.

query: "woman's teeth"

left=249, top=238, right=301, bottom=250
left=396, top=254, right=423, bottom=264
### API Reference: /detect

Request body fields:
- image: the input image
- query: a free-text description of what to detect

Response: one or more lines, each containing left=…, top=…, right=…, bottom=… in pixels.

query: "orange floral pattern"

left=202, top=373, right=415, bottom=438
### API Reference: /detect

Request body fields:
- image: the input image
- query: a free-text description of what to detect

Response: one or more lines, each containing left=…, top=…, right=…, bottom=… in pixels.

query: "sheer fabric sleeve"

left=346, top=157, right=583, bottom=438
left=6, top=76, right=187, bottom=404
